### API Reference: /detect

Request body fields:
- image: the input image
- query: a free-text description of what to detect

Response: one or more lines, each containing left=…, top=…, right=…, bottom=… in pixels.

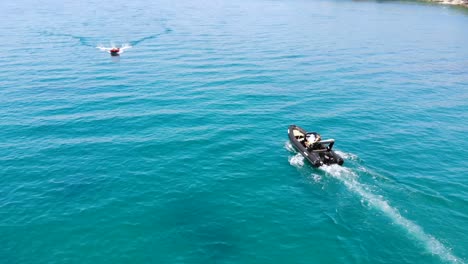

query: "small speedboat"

left=288, top=125, right=344, bottom=167
left=110, top=48, right=120, bottom=56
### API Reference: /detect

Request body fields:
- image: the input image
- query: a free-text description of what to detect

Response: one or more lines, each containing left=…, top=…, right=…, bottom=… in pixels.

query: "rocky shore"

left=427, top=0, right=468, bottom=7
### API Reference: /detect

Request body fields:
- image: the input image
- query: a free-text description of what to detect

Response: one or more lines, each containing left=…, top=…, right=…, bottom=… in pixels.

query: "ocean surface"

left=1, top=0, right=467, bottom=263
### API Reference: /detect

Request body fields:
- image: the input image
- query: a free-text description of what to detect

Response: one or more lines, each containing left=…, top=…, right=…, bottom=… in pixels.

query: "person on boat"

left=97, top=44, right=132, bottom=56
left=305, top=132, right=321, bottom=150
left=110, top=47, right=120, bottom=55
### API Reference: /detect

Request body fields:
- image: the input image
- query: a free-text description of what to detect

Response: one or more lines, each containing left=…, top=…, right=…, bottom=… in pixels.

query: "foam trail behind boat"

left=42, top=26, right=171, bottom=52
left=40, top=31, right=96, bottom=47
left=288, top=153, right=304, bottom=168
left=285, top=141, right=305, bottom=168
left=285, top=143, right=461, bottom=263
left=129, top=28, right=172, bottom=46
left=96, top=43, right=132, bottom=54
left=321, top=165, right=462, bottom=264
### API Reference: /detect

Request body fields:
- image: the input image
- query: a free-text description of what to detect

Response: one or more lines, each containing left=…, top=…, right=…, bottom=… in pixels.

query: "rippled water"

left=1, top=0, right=467, bottom=263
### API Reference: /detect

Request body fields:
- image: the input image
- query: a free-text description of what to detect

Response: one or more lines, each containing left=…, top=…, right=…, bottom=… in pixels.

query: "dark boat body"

left=288, top=125, right=344, bottom=167
left=109, top=48, right=121, bottom=56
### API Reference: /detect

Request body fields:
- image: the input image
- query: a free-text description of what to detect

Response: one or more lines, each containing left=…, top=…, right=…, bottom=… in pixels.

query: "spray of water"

left=96, top=43, right=132, bottom=54
left=321, top=165, right=461, bottom=263
left=42, top=27, right=172, bottom=55
left=288, top=153, right=305, bottom=168
left=284, top=141, right=296, bottom=153
left=334, top=150, right=358, bottom=161
left=285, top=142, right=461, bottom=263
left=285, top=141, right=306, bottom=168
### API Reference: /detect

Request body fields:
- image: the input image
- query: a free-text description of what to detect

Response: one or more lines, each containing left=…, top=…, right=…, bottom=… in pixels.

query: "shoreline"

left=425, top=0, right=468, bottom=7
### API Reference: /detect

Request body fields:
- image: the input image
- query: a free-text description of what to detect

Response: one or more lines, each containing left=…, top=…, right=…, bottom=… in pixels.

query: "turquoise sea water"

left=1, top=0, right=467, bottom=263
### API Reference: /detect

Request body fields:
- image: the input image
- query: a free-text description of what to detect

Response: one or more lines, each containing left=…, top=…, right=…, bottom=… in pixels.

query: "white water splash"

left=96, top=43, right=132, bottom=54
left=335, top=150, right=358, bottom=161
left=321, top=165, right=462, bottom=264
left=288, top=153, right=304, bottom=168
left=312, top=174, right=322, bottom=183
left=284, top=143, right=460, bottom=262
left=284, top=141, right=296, bottom=153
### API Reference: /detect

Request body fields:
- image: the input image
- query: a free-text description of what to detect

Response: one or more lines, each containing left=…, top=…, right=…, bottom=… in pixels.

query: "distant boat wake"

left=96, top=43, right=132, bottom=55
left=40, top=31, right=96, bottom=47
left=129, top=28, right=172, bottom=46
left=41, top=28, right=172, bottom=54
left=285, top=142, right=462, bottom=264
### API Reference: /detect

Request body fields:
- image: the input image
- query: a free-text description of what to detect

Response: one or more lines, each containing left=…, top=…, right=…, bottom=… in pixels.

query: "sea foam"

left=321, top=164, right=462, bottom=264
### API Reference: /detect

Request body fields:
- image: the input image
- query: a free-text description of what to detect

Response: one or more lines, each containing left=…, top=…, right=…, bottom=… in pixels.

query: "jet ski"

left=288, top=125, right=344, bottom=167
left=110, top=48, right=120, bottom=56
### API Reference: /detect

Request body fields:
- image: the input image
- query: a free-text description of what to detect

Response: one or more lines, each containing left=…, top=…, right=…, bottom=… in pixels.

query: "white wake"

left=96, top=43, right=132, bottom=54
left=321, top=165, right=461, bottom=264
left=288, top=153, right=305, bottom=168
left=285, top=142, right=461, bottom=263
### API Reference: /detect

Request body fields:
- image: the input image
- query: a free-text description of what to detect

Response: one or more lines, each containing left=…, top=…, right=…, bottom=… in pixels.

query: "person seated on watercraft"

left=295, top=134, right=309, bottom=148
left=110, top=48, right=120, bottom=55
left=305, top=132, right=321, bottom=150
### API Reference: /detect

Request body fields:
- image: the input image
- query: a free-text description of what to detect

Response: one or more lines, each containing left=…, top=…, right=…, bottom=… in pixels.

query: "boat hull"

left=288, top=125, right=344, bottom=167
